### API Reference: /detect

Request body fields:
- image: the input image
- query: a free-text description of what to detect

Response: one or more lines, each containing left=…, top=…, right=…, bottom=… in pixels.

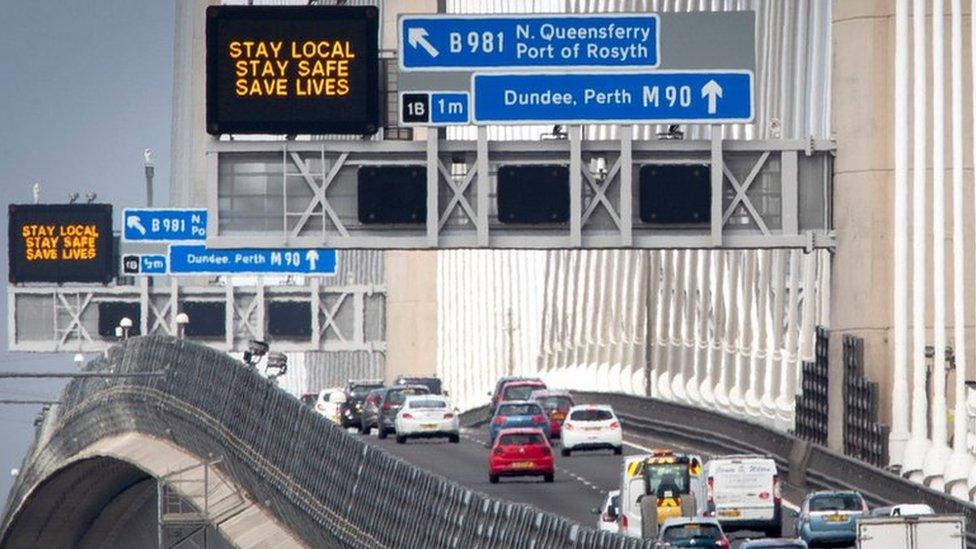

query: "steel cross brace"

left=289, top=150, right=350, bottom=238
left=437, top=159, right=480, bottom=232
left=56, top=292, right=94, bottom=346
left=722, top=151, right=772, bottom=235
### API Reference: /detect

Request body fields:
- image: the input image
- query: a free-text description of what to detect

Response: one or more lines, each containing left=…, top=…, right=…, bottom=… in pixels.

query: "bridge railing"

left=2, top=336, right=652, bottom=548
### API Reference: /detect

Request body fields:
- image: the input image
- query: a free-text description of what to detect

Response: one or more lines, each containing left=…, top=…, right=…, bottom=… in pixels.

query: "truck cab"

left=619, top=449, right=706, bottom=539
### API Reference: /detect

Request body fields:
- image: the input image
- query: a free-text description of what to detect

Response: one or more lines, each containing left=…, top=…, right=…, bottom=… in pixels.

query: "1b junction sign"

left=397, top=11, right=755, bottom=126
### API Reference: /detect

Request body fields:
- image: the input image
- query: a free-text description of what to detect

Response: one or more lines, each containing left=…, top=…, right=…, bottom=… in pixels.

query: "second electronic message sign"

left=206, top=5, right=380, bottom=135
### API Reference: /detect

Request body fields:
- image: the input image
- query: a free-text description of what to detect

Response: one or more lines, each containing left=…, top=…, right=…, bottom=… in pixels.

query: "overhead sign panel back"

left=400, top=14, right=659, bottom=70
left=8, top=204, right=114, bottom=284
left=472, top=71, right=753, bottom=124
left=206, top=6, right=379, bottom=135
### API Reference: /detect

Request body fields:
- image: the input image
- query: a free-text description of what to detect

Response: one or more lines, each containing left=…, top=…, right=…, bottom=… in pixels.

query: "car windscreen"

left=409, top=399, right=447, bottom=409
left=350, top=385, right=382, bottom=399
left=809, top=494, right=863, bottom=512
left=503, top=385, right=542, bottom=401
left=536, top=396, right=573, bottom=411
left=499, top=433, right=544, bottom=445
left=387, top=388, right=428, bottom=405
left=497, top=403, right=541, bottom=417
left=399, top=378, right=442, bottom=394
left=645, top=463, right=691, bottom=496
left=569, top=409, right=613, bottom=421
left=662, top=524, right=722, bottom=541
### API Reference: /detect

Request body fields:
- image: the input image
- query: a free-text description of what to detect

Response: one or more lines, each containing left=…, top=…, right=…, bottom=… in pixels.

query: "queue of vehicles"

left=302, top=376, right=965, bottom=549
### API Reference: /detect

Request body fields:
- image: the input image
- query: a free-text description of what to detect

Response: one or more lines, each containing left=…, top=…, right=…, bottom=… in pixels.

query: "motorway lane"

left=358, top=426, right=802, bottom=547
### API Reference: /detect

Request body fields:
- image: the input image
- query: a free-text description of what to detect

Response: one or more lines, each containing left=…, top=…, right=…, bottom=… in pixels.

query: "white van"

left=705, top=454, right=782, bottom=537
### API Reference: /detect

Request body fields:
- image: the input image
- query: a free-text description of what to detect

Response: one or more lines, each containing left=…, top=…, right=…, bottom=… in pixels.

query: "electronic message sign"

left=8, top=204, right=114, bottom=284
left=206, top=6, right=380, bottom=135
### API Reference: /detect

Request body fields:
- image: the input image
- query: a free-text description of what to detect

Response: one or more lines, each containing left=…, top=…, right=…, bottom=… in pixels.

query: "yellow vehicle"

left=619, top=449, right=706, bottom=540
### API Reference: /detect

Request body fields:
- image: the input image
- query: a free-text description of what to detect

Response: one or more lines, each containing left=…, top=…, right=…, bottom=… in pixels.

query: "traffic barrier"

left=1, top=336, right=651, bottom=549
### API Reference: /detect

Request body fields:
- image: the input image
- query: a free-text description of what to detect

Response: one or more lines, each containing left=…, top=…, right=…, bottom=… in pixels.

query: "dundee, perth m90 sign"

left=206, top=6, right=379, bottom=135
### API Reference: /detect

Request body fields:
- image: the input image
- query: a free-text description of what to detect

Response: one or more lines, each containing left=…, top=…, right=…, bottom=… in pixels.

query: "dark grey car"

left=359, top=385, right=430, bottom=439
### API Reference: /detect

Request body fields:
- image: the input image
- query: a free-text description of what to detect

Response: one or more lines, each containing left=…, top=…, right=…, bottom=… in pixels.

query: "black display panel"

left=8, top=204, right=114, bottom=284
left=639, top=164, right=711, bottom=224
left=98, top=302, right=141, bottom=337
left=182, top=302, right=226, bottom=338
left=268, top=301, right=312, bottom=338
left=357, top=166, right=427, bottom=224
left=497, top=165, right=570, bottom=224
left=206, top=6, right=380, bottom=135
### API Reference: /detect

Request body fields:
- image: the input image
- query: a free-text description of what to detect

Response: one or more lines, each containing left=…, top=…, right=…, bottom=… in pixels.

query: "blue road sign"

left=140, top=255, right=168, bottom=275
left=431, top=92, right=470, bottom=124
left=123, top=208, right=207, bottom=242
left=169, top=245, right=337, bottom=276
left=400, top=14, right=659, bottom=71
left=472, top=71, right=753, bottom=124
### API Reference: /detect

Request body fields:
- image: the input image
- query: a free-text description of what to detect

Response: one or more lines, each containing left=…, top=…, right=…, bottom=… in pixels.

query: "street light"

left=265, top=352, right=288, bottom=382
left=243, top=340, right=269, bottom=367
left=176, top=313, right=189, bottom=340
left=119, top=317, right=133, bottom=340
left=73, top=353, right=84, bottom=368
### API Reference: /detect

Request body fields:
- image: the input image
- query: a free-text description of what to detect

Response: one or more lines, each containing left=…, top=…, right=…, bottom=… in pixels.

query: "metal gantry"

left=7, top=277, right=386, bottom=353
left=206, top=130, right=835, bottom=250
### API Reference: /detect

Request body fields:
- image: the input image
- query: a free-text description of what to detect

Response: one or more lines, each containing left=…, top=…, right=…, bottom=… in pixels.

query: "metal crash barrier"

left=0, top=336, right=651, bottom=549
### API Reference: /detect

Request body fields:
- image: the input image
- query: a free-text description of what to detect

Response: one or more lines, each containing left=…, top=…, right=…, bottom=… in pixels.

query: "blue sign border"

left=399, top=13, right=661, bottom=72
left=470, top=70, right=754, bottom=125
left=121, top=208, right=208, bottom=243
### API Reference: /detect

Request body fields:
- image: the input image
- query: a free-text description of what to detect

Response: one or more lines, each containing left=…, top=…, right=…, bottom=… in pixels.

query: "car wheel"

left=561, top=448, right=571, bottom=457
left=360, top=423, right=370, bottom=435
left=449, top=434, right=460, bottom=443
left=613, top=446, right=623, bottom=455
left=378, top=427, right=388, bottom=439
left=489, top=475, right=499, bottom=484
left=396, top=435, right=406, bottom=444
left=543, top=473, right=554, bottom=483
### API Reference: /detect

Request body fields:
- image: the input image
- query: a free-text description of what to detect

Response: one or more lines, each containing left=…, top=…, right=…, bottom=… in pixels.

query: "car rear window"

left=536, top=396, right=573, bottom=411
left=387, top=388, right=428, bottom=405
left=499, top=433, right=544, bottom=445
left=569, top=409, right=613, bottom=421
left=498, top=403, right=542, bottom=416
left=504, top=384, right=543, bottom=401
left=349, top=385, right=382, bottom=398
left=300, top=395, right=316, bottom=406
left=409, top=399, right=447, bottom=409
left=662, top=523, right=722, bottom=541
left=809, top=494, right=863, bottom=512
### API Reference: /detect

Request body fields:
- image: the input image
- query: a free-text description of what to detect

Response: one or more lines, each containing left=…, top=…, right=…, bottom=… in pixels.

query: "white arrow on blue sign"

left=168, top=245, right=337, bottom=276
left=400, top=14, right=659, bottom=71
left=123, top=208, right=207, bottom=242
left=471, top=71, right=753, bottom=124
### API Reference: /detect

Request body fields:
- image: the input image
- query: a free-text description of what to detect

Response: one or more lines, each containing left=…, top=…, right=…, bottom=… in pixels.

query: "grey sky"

left=0, top=0, right=174, bottom=506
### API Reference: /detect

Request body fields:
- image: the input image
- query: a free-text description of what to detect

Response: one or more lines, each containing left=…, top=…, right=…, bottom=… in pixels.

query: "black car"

left=360, top=385, right=430, bottom=439
left=339, top=379, right=384, bottom=429
left=394, top=375, right=443, bottom=395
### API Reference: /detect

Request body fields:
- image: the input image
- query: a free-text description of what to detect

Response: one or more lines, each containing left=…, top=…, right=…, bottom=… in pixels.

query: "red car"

left=529, top=389, right=574, bottom=438
left=489, top=427, right=555, bottom=484
left=498, top=380, right=547, bottom=406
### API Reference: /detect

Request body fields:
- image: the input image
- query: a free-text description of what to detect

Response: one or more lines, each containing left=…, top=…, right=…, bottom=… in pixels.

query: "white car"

left=394, top=395, right=460, bottom=444
left=314, top=388, right=346, bottom=424
left=593, top=490, right=621, bottom=534
left=560, top=404, right=623, bottom=456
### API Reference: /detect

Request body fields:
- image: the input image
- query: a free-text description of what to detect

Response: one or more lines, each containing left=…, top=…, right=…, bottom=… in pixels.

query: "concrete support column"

left=829, top=1, right=897, bottom=453
left=385, top=251, right=438, bottom=383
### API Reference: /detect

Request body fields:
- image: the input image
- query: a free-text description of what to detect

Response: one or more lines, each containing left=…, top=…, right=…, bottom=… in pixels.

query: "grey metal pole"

left=0, top=399, right=61, bottom=405
left=144, top=149, right=155, bottom=208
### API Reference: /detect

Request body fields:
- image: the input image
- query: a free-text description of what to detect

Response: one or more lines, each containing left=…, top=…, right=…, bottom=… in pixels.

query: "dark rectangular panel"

left=206, top=6, right=380, bottom=135
left=182, top=301, right=226, bottom=338
left=357, top=166, right=427, bottom=224
left=496, top=165, right=569, bottom=224
left=639, top=164, right=711, bottom=224
left=8, top=204, right=115, bottom=284
left=98, top=302, right=141, bottom=337
left=268, top=301, right=312, bottom=338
